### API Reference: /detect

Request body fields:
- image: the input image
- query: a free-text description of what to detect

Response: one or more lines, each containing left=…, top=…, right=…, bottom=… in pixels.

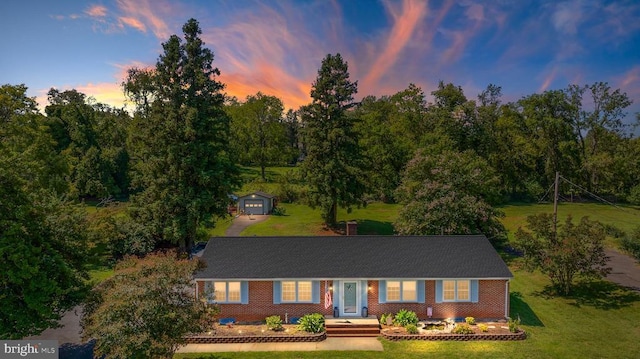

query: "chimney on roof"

left=346, top=221, right=357, bottom=236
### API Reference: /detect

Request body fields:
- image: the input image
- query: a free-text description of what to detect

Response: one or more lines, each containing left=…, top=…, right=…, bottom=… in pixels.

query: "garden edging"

left=381, top=330, right=526, bottom=341
left=185, top=332, right=326, bottom=344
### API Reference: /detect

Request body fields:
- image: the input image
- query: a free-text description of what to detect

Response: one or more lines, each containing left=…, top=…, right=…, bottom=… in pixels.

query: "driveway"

left=225, top=214, right=269, bottom=236
left=606, top=249, right=640, bottom=292
left=24, top=306, right=95, bottom=359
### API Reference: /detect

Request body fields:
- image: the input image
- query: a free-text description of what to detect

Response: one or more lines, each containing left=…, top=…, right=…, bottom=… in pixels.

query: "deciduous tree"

left=514, top=214, right=610, bottom=295
left=394, top=149, right=505, bottom=244
left=82, top=252, right=215, bottom=359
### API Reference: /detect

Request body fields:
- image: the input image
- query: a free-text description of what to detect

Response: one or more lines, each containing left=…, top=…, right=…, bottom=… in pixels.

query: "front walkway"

left=176, top=337, right=384, bottom=353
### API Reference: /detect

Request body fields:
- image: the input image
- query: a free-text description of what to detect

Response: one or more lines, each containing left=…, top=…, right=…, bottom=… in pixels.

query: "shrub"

left=298, top=313, right=325, bottom=333
left=621, top=226, right=640, bottom=261
left=508, top=316, right=521, bottom=333
left=452, top=323, right=474, bottom=334
left=465, top=316, right=475, bottom=325
left=604, top=223, right=626, bottom=239
left=405, top=324, right=418, bottom=334
left=394, top=309, right=419, bottom=327
left=265, top=315, right=283, bottom=331
left=271, top=206, right=287, bottom=216
left=379, top=313, right=392, bottom=326
left=478, top=323, right=489, bottom=332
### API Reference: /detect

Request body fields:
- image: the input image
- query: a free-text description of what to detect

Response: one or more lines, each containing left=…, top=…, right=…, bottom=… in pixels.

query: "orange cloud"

left=35, top=82, right=129, bottom=112
left=361, top=0, right=427, bottom=91
left=115, top=0, right=173, bottom=39
left=85, top=4, right=107, bottom=18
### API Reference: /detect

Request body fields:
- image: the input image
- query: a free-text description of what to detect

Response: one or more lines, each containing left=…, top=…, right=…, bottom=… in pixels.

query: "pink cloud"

left=361, top=0, right=427, bottom=91
left=85, top=4, right=107, bottom=18
left=119, top=16, right=146, bottom=33
left=115, top=0, right=174, bottom=39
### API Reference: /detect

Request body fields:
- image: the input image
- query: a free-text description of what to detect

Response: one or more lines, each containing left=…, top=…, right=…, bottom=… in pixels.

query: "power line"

left=558, top=174, right=640, bottom=218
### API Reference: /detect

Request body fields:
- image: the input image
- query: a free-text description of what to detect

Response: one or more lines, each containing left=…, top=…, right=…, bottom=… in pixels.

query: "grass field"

left=176, top=200, right=640, bottom=359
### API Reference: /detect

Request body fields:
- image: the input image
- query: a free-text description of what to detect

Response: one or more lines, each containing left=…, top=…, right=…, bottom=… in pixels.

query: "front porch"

left=324, top=316, right=380, bottom=337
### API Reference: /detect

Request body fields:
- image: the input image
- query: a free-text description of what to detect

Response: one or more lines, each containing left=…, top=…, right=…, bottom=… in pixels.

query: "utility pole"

left=553, top=171, right=559, bottom=239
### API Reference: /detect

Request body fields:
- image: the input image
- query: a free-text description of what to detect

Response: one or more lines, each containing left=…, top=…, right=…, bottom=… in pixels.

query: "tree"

left=0, top=169, right=89, bottom=339
left=82, top=252, right=215, bottom=359
left=394, top=149, right=506, bottom=244
left=514, top=214, right=610, bottom=295
left=300, top=53, right=366, bottom=227
left=126, top=19, right=238, bottom=252
left=566, top=82, right=633, bottom=193
left=354, top=93, right=414, bottom=202
left=227, top=92, right=291, bottom=179
left=44, top=89, right=130, bottom=198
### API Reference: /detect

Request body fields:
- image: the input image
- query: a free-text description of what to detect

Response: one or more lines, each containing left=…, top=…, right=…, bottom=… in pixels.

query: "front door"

left=342, top=281, right=358, bottom=316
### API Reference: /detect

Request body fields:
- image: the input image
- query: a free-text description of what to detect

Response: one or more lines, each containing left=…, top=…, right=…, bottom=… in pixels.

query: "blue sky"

left=1, top=0, right=639, bottom=119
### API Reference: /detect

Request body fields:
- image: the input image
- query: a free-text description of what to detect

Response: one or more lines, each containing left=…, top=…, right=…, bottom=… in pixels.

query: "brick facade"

left=196, top=279, right=509, bottom=322
left=368, top=280, right=508, bottom=320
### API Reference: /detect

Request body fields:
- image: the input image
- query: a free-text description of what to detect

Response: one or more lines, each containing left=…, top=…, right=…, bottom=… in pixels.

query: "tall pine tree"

left=301, top=53, right=365, bottom=227
left=127, top=19, right=237, bottom=252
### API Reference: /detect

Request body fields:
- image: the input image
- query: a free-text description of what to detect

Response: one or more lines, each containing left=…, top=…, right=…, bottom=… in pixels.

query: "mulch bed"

left=185, top=322, right=325, bottom=344
left=380, top=322, right=526, bottom=341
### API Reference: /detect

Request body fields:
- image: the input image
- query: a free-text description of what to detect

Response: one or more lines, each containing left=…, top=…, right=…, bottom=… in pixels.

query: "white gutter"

left=505, top=280, right=510, bottom=318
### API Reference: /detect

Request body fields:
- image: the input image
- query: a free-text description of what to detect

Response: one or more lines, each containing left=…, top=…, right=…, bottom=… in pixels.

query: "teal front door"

left=343, top=281, right=358, bottom=315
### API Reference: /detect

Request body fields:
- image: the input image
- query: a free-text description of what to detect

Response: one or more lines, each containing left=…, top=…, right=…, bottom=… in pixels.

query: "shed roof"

left=237, top=191, right=275, bottom=199
left=195, top=235, right=512, bottom=280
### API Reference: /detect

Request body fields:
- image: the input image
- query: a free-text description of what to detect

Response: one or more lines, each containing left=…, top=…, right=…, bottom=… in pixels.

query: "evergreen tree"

left=300, top=53, right=366, bottom=227
left=126, top=19, right=238, bottom=252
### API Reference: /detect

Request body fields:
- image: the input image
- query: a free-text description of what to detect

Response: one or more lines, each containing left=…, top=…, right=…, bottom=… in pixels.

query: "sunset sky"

left=1, top=0, right=639, bottom=119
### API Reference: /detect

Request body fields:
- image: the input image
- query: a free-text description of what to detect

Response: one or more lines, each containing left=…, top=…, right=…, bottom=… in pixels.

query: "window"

left=402, top=281, right=417, bottom=301
left=281, top=281, right=313, bottom=303
left=457, top=280, right=470, bottom=301
left=387, top=281, right=400, bottom=301
left=442, top=280, right=471, bottom=302
left=282, top=281, right=296, bottom=302
left=212, top=281, right=241, bottom=303
left=298, top=281, right=312, bottom=302
left=443, top=280, right=455, bottom=301
left=386, top=281, right=418, bottom=302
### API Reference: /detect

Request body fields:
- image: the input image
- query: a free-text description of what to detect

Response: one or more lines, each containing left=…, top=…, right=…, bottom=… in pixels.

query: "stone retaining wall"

left=185, top=332, right=326, bottom=344
left=381, top=330, right=526, bottom=341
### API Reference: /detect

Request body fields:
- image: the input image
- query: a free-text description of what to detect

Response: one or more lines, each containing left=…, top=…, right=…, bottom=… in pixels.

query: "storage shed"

left=236, top=191, right=276, bottom=215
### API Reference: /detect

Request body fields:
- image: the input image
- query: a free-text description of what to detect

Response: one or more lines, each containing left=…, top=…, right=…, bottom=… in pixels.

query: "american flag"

left=324, top=283, right=332, bottom=309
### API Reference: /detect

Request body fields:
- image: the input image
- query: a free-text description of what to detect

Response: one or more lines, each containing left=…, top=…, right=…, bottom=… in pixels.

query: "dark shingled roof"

left=195, top=235, right=512, bottom=280
left=237, top=191, right=275, bottom=199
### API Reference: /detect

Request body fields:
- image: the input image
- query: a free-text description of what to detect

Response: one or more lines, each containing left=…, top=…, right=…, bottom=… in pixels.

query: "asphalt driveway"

left=225, top=214, right=269, bottom=236
left=606, top=249, right=640, bottom=292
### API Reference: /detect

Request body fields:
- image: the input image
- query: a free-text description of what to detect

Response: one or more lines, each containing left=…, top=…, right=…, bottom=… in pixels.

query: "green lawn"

left=177, top=201, right=640, bottom=358
left=239, top=202, right=401, bottom=236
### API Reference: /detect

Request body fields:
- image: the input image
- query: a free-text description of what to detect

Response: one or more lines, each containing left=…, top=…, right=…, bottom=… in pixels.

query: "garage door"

left=244, top=199, right=264, bottom=214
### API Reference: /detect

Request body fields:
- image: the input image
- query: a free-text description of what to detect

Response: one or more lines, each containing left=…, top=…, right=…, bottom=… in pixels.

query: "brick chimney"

left=346, top=221, right=358, bottom=236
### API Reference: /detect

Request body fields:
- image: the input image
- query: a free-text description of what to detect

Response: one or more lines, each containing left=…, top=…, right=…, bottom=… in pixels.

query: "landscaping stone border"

left=185, top=332, right=326, bottom=344
left=381, top=330, right=526, bottom=341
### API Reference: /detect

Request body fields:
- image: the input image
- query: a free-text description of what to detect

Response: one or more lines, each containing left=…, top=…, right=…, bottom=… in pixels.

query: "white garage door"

left=244, top=199, right=264, bottom=214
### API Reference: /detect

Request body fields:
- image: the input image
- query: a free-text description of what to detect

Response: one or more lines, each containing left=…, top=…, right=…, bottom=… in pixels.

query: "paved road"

left=225, top=214, right=269, bottom=236
left=606, top=249, right=640, bottom=292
